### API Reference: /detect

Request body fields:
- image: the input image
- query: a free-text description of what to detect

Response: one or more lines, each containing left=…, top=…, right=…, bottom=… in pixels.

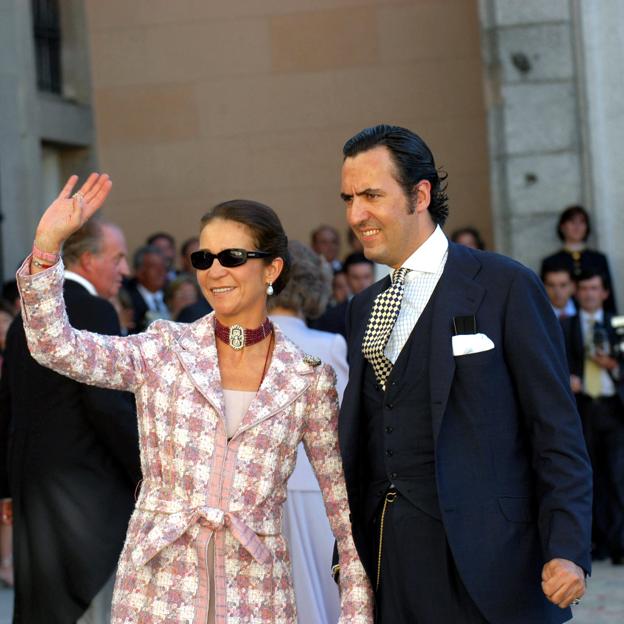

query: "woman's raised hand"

left=34, top=173, right=113, bottom=253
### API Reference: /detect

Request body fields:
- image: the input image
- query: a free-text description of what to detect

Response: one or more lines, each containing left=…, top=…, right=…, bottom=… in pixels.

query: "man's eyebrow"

left=340, top=188, right=384, bottom=201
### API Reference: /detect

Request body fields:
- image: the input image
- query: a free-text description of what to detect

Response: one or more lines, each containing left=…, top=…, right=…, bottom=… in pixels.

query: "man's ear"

left=412, top=180, right=432, bottom=215
left=78, top=252, right=94, bottom=274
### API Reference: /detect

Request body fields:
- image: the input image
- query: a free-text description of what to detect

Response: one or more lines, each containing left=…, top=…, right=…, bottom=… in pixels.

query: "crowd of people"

left=0, top=123, right=617, bottom=623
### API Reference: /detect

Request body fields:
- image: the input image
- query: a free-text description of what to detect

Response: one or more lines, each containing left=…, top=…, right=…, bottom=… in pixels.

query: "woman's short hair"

left=557, top=205, right=590, bottom=242
left=164, top=274, right=199, bottom=308
left=450, top=226, right=486, bottom=250
left=267, top=241, right=332, bottom=319
left=200, top=199, right=291, bottom=295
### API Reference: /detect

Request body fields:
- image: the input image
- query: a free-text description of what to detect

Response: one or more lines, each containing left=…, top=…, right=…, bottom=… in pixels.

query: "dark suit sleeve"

left=0, top=355, right=11, bottom=498
left=68, top=295, right=141, bottom=485
left=503, top=269, right=592, bottom=573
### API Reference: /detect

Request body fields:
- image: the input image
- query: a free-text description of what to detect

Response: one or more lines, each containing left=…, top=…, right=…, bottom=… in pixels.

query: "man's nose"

left=119, top=258, right=130, bottom=277
left=347, top=197, right=368, bottom=225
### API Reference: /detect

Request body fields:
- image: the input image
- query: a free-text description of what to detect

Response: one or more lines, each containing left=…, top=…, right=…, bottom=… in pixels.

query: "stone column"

left=478, top=0, right=587, bottom=270
left=0, top=0, right=44, bottom=277
left=574, top=0, right=624, bottom=311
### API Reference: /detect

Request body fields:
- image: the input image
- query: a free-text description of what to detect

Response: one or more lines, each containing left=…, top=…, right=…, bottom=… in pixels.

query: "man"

left=124, top=245, right=169, bottom=332
left=560, top=270, right=624, bottom=565
left=0, top=219, right=141, bottom=623
left=311, top=224, right=342, bottom=272
left=147, top=231, right=177, bottom=281
left=311, top=253, right=375, bottom=337
left=542, top=265, right=577, bottom=319
left=336, top=125, right=591, bottom=623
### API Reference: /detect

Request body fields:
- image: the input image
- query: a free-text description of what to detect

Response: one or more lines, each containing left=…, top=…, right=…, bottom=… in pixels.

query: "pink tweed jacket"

left=18, top=259, right=373, bottom=624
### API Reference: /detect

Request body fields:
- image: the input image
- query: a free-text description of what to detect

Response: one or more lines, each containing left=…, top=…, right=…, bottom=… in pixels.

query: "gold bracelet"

left=331, top=564, right=340, bottom=582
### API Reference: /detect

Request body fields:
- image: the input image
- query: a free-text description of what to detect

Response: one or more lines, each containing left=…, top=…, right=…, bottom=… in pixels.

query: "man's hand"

left=541, top=558, right=585, bottom=608
left=570, top=375, right=582, bottom=394
left=0, top=499, right=12, bottom=525
left=591, top=353, right=618, bottom=371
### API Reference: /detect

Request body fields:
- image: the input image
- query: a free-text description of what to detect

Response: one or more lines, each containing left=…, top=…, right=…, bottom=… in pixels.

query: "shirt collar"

left=64, top=270, right=98, bottom=296
left=400, top=225, right=448, bottom=274
left=580, top=308, right=604, bottom=324
left=137, top=283, right=162, bottom=302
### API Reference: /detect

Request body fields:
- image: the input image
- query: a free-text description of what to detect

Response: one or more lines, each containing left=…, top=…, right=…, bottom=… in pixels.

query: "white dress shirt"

left=580, top=308, right=616, bottom=397
left=64, top=270, right=98, bottom=296
left=137, top=284, right=168, bottom=313
left=385, top=225, right=449, bottom=364
left=552, top=298, right=576, bottom=319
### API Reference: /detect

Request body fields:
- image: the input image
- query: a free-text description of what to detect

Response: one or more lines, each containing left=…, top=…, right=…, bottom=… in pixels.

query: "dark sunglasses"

left=190, top=248, right=272, bottom=270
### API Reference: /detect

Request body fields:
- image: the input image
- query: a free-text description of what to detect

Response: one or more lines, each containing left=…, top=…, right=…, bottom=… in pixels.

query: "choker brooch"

left=214, top=317, right=273, bottom=350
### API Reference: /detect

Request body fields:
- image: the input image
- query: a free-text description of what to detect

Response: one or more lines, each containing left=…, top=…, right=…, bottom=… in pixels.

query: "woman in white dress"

left=269, top=241, right=348, bottom=624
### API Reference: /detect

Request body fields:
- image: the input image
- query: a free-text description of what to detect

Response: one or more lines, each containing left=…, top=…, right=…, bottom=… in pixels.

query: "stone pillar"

left=0, top=0, right=44, bottom=277
left=0, top=0, right=96, bottom=280
left=574, top=0, right=624, bottom=311
left=479, top=0, right=587, bottom=270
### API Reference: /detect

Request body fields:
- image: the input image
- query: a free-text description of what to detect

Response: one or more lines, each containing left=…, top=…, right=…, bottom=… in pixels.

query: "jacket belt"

left=132, top=502, right=274, bottom=567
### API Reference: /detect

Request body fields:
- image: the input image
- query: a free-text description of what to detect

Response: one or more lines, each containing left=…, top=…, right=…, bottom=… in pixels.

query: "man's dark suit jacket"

left=122, top=278, right=150, bottom=334
left=339, top=242, right=592, bottom=624
left=0, top=279, right=141, bottom=624
left=560, top=312, right=624, bottom=403
left=541, top=248, right=617, bottom=313
left=308, top=300, right=348, bottom=338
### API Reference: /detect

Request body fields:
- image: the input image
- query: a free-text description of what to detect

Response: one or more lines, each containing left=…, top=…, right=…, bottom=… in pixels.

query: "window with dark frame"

left=32, top=0, right=62, bottom=94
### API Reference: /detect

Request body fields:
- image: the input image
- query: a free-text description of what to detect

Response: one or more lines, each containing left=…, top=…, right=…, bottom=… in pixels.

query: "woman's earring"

left=266, top=282, right=274, bottom=296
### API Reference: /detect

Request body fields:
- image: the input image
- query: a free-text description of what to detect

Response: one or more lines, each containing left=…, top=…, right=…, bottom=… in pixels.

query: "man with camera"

left=561, top=268, right=624, bottom=565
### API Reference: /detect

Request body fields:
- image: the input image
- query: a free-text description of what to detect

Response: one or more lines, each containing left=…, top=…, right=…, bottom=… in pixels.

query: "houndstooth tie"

left=362, top=267, right=411, bottom=390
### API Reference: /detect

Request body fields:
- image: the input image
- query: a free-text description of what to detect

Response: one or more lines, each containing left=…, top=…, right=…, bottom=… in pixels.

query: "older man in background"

left=0, top=218, right=141, bottom=624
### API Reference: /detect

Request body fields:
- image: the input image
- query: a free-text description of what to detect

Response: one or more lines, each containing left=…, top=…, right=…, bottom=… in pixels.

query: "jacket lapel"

left=236, top=324, right=313, bottom=436
left=429, top=244, right=486, bottom=443
left=173, top=318, right=313, bottom=434
left=174, top=313, right=225, bottom=417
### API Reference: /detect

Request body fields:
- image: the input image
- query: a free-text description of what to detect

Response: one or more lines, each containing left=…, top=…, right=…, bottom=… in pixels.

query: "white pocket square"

left=452, top=333, right=495, bottom=356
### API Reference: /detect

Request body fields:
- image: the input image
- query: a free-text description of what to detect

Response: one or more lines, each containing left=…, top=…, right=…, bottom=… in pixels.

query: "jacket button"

left=385, top=426, right=393, bottom=433
left=391, top=472, right=398, bottom=479
left=386, top=449, right=393, bottom=456
left=386, top=403, right=393, bottom=410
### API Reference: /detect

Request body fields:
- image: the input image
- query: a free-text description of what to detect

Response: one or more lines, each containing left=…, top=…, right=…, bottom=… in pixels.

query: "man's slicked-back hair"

left=343, top=124, right=449, bottom=225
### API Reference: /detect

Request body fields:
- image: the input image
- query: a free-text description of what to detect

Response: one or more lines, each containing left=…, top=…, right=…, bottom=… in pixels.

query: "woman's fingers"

left=85, top=178, right=113, bottom=217
left=57, top=174, right=79, bottom=200
left=78, top=172, right=101, bottom=198
left=82, top=173, right=110, bottom=203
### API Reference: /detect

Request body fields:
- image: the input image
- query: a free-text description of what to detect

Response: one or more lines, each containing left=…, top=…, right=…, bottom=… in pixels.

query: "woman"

left=0, top=299, right=16, bottom=588
left=164, top=274, right=200, bottom=320
left=18, top=174, right=373, bottom=623
left=541, top=205, right=616, bottom=312
left=268, top=241, right=348, bottom=624
left=450, top=226, right=485, bottom=250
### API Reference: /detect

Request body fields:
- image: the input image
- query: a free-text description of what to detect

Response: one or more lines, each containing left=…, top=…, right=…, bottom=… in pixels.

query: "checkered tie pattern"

left=362, top=267, right=411, bottom=390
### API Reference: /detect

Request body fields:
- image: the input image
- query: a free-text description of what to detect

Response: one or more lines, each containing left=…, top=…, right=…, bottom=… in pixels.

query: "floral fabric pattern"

left=17, top=258, right=373, bottom=623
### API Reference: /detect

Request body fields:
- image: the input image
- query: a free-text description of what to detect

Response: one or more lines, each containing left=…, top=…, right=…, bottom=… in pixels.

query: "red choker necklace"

left=214, top=317, right=273, bottom=350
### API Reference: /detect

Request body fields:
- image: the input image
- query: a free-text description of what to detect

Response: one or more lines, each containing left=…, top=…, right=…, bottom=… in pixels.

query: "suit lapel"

left=339, top=279, right=389, bottom=480
left=429, top=244, right=485, bottom=443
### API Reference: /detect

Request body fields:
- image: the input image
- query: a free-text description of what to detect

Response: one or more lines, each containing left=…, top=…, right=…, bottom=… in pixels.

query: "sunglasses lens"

left=218, top=249, right=247, bottom=267
left=190, top=251, right=214, bottom=270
